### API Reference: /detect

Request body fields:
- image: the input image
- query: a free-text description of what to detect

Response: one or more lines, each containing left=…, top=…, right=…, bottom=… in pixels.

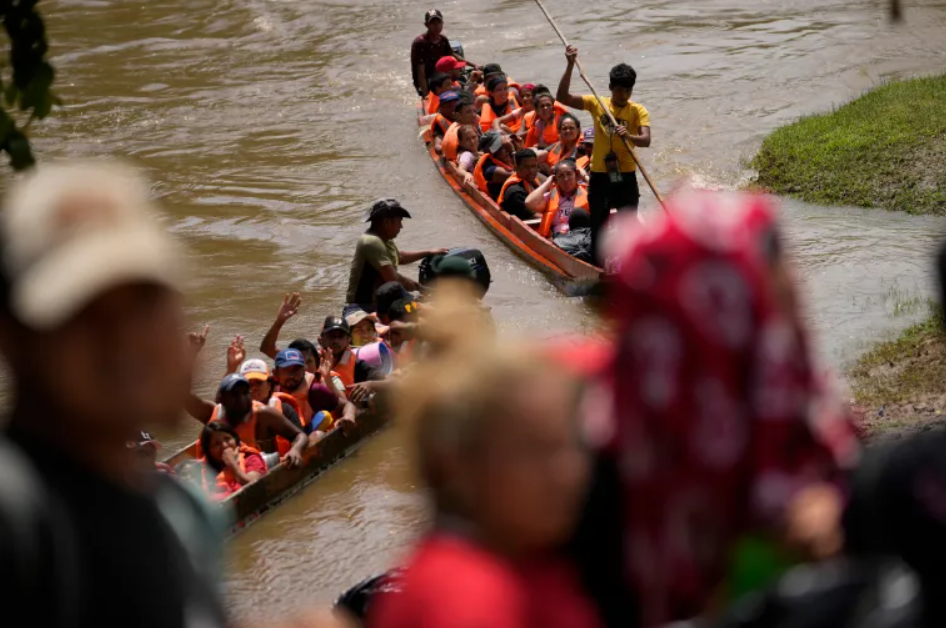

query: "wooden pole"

left=533, top=0, right=666, bottom=209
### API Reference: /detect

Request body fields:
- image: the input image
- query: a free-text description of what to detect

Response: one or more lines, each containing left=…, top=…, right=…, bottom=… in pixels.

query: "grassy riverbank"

left=752, top=75, right=946, bottom=215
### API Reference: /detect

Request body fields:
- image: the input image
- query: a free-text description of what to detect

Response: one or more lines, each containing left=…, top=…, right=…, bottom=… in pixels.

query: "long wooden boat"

left=417, top=106, right=602, bottom=292
left=164, top=409, right=387, bottom=537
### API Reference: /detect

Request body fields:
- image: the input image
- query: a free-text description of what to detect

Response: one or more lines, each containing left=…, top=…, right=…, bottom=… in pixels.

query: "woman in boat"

left=370, top=344, right=601, bottom=628
left=522, top=88, right=567, bottom=149
left=199, top=421, right=267, bottom=500
left=473, top=130, right=515, bottom=200
left=543, top=113, right=582, bottom=171
left=491, top=82, right=536, bottom=135
left=478, top=75, right=520, bottom=133
left=447, top=124, right=480, bottom=188
left=524, top=158, right=589, bottom=238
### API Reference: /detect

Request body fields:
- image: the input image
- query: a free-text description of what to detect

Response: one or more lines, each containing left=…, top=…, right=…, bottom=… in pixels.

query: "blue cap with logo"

left=275, top=348, right=306, bottom=369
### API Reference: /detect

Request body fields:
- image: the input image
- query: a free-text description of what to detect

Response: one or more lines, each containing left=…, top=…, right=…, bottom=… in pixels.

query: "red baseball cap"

left=435, top=56, right=465, bottom=73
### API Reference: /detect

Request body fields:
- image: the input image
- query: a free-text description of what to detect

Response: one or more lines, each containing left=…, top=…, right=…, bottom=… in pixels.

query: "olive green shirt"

left=346, top=233, right=400, bottom=305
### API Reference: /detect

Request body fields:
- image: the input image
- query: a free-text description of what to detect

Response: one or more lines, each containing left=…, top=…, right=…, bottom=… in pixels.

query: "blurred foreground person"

left=0, top=164, right=228, bottom=626
left=370, top=344, right=599, bottom=628
left=577, top=190, right=861, bottom=627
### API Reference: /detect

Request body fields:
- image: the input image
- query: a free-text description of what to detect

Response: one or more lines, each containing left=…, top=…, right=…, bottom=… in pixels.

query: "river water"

left=33, top=0, right=946, bottom=619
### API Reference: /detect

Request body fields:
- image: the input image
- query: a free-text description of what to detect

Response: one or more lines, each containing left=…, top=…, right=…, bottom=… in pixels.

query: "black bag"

left=553, top=228, right=593, bottom=264
left=419, top=247, right=491, bottom=294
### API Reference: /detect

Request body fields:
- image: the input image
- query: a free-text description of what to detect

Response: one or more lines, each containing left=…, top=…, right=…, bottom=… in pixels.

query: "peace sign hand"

left=226, top=335, right=246, bottom=373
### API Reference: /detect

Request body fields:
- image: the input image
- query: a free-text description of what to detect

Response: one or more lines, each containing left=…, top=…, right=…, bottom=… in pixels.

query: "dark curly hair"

left=609, top=63, right=637, bottom=90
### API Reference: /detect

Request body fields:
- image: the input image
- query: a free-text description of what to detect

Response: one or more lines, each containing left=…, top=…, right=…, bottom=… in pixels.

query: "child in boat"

left=199, top=421, right=267, bottom=500
left=524, top=159, right=589, bottom=237
left=370, top=345, right=600, bottom=628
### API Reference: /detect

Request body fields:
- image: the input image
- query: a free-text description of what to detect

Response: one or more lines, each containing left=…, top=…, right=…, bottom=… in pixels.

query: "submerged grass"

left=752, top=75, right=946, bottom=215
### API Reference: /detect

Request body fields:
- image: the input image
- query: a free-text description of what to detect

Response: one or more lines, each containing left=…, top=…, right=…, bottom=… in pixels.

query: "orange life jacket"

left=333, top=349, right=357, bottom=388
left=280, top=372, right=316, bottom=424
left=523, top=110, right=564, bottom=148
left=473, top=153, right=514, bottom=198
left=479, top=94, right=520, bottom=133
left=475, top=77, right=520, bottom=97
left=199, top=443, right=264, bottom=495
left=546, top=141, right=579, bottom=169
left=424, top=93, right=441, bottom=115
left=442, top=123, right=461, bottom=162
left=576, top=154, right=590, bottom=172
left=269, top=391, right=304, bottom=456
left=209, top=400, right=265, bottom=450
left=538, top=187, right=590, bottom=237
left=429, top=113, right=452, bottom=140
left=498, top=174, right=537, bottom=206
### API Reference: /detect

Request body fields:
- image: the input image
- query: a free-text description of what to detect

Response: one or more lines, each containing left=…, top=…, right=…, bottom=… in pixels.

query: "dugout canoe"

left=163, top=408, right=387, bottom=537
left=416, top=107, right=602, bottom=291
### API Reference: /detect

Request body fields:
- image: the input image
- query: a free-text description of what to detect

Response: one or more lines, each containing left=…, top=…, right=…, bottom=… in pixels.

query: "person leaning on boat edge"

left=344, top=198, right=447, bottom=317
left=0, top=163, right=229, bottom=627
left=557, top=44, right=651, bottom=265
left=411, top=9, right=477, bottom=97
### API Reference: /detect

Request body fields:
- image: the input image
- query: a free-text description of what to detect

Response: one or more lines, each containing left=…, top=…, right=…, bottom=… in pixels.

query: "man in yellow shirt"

left=557, top=45, right=651, bottom=264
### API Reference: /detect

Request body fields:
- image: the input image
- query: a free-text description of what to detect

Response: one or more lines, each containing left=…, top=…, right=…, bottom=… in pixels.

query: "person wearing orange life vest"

left=273, top=347, right=356, bottom=436
left=541, top=113, right=582, bottom=171
left=184, top=373, right=307, bottom=466
left=472, top=63, right=520, bottom=99
left=447, top=124, right=480, bottom=188
left=199, top=421, right=266, bottom=499
left=490, top=82, right=536, bottom=136
left=473, top=130, right=515, bottom=200
left=434, top=56, right=467, bottom=89
left=522, top=90, right=567, bottom=149
left=430, top=91, right=461, bottom=154
left=423, top=72, right=454, bottom=119
left=478, top=75, right=520, bottom=133
left=440, top=95, right=480, bottom=162
left=525, top=159, right=590, bottom=238
left=576, top=127, right=594, bottom=175
left=499, top=148, right=542, bottom=221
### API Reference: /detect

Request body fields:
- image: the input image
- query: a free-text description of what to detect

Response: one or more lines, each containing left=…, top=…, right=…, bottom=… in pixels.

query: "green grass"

left=849, top=309, right=946, bottom=408
left=752, top=75, right=946, bottom=215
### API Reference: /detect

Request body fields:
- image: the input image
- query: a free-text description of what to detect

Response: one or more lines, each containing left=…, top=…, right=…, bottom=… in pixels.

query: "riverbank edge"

left=750, top=74, right=946, bottom=216
left=749, top=77, right=946, bottom=438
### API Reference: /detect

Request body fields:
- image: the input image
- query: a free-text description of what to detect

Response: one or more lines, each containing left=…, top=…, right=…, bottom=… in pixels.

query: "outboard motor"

left=419, top=247, right=491, bottom=296
left=450, top=41, right=465, bottom=59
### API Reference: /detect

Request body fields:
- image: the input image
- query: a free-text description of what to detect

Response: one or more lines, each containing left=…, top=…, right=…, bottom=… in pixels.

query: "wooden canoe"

left=417, top=107, right=602, bottom=292
left=163, top=408, right=387, bottom=536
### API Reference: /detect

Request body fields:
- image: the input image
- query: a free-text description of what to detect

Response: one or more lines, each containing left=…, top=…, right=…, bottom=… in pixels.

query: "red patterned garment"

left=598, top=190, right=861, bottom=626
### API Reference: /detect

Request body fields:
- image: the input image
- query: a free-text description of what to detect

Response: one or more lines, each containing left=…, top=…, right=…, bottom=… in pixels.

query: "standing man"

left=0, top=163, right=229, bottom=626
left=411, top=9, right=475, bottom=97
left=557, top=45, right=651, bottom=265
left=345, top=198, right=446, bottom=316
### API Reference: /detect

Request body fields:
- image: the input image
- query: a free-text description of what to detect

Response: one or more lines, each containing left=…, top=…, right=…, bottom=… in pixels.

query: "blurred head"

left=558, top=113, right=580, bottom=146
left=375, top=281, right=412, bottom=324
left=487, top=76, right=509, bottom=106
left=438, top=95, right=459, bottom=120
left=424, top=9, right=444, bottom=35
left=455, top=97, right=477, bottom=126
left=519, top=84, right=535, bottom=110
left=608, top=63, right=637, bottom=107
left=200, top=421, right=240, bottom=472
left=534, top=90, right=555, bottom=122
left=568, top=208, right=591, bottom=231
left=346, top=310, right=378, bottom=348
left=288, top=338, right=318, bottom=374
left=401, top=347, right=590, bottom=553
left=274, top=348, right=307, bottom=392
left=580, top=127, right=594, bottom=155
left=218, top=374, right=253, bottom=422
left=429, top=73, right=453, bottom=96
left=0, top=163, right=188, bottom=442
left=515, top=149, right=538, bottom=182
left=321, top=315, right=352, bottom=358
left=457, top=125, right=478, bottom=153
left=128, top=431, right=161, bottom=472
left=553, top=159, right=579, bottom=196
left=239, top=358, right=274, bottom=402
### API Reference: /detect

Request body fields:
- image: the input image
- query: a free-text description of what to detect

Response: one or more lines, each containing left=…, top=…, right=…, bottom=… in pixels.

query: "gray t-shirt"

left=346, top=233, right=400, bottom=305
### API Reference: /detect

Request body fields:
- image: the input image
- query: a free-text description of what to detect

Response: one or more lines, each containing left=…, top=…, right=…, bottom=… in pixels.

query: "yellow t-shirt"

left=581, top=95, right=650, bottom=174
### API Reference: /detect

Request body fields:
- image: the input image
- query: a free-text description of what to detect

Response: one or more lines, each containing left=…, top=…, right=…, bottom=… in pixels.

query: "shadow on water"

left=27, top=0, right=946, bottom=618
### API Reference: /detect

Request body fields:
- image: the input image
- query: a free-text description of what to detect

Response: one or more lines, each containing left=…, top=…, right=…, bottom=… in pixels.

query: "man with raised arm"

left=557, top=45, right=651, bottom=265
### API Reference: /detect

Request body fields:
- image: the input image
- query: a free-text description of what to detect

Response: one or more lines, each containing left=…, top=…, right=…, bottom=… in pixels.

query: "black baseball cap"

left=425, top=9, right=443, bottom=22
left=364, top=198, right=412, bottom=223
left=375, top=281, right=411, bottom=318
left=482, top=63, right=503, bottom=75
left=322, top=315, right=351, bottom=336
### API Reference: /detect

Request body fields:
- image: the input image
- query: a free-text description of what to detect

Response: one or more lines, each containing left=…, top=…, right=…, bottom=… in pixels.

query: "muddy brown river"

left=33, top=0, right=946, bottom=619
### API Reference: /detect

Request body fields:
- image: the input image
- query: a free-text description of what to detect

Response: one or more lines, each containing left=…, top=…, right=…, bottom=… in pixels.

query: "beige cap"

left=0, top=162, right=184, bottom=329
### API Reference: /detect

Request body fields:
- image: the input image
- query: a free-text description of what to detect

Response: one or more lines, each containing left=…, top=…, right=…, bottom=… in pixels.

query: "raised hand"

left=318, top=346, right=335, bottom=381
left=186, top=325, right=210, bottom=355
left=226, top=335, right=246, bottom=373
left=565, top=45, right=578, bottom=65
left=277, top=292, right=302, bottom=323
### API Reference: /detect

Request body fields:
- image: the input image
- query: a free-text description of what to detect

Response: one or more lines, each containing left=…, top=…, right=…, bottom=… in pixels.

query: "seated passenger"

left=319, top=315, right=386, bottom=389
left=455, top=125, right=480, bottom=187
left=491, top=82, right=535, bottom=134
left=551, top=208, right=593, bottom=263
left=576, top=127, right=593, bottom=174
left=543, top=113, right=581, bottom=170
left=430, top=90, right=460, bottom=153
left=199, top=421, right=266, bottom=500
left=473, top=130, right=515, bottom=200
left=434, top=56, right=466, bottom=87
left=347, top=310, right=379, bottom=348
left=524, top=159, right=589, bottom=237
left=499, top=149, right=541, bottom=221
left=478, top=75, right=520, bottom=133
left=473, top=63, right=519, bottom=98
left=440, top=95, right=480, bottom=160
left=185, top=373, right=307, bottom=466
left=423, top=72, right=454, bottom=117
left=235, top=355, right=304, bottom=430
left=522, top=88, right=568, bottom=149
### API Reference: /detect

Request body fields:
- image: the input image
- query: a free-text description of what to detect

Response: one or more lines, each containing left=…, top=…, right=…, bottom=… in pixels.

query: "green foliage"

left=0, top=0, right=58, bottom=171
left=751, top=76, right=946, bottom=215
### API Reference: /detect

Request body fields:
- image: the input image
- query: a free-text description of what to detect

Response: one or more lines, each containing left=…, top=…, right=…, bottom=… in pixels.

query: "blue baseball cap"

left=275, top=348, right=306, bottom=369
left=218, top=373, right=250, bottom=393
left=439, top=90, right=460, bottom=104
left=582, top=127, right=594, bottom=143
